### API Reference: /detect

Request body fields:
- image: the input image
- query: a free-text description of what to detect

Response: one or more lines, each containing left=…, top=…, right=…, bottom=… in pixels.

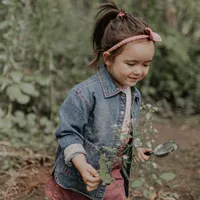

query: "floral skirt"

left=45, top=166, right=126, bottom=200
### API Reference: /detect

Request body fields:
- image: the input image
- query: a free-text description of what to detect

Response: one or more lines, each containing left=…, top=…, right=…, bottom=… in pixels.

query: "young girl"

left=45, top=1, right=161, bottom=200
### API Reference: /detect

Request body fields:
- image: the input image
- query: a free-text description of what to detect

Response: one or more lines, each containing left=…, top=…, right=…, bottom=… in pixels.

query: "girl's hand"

left=133, top=147, right=152, bottom=163
left=80, top=163, right=101, bottom=192
left=72, top=154, right=101, bottom=192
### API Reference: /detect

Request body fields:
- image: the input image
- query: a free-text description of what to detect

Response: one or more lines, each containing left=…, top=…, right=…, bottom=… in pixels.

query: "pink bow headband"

left=104, top=27, right=162, bottom=54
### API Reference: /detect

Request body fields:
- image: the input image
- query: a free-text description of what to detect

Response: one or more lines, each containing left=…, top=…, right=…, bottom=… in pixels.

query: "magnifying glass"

left=144, top=141, right=177, bottom=158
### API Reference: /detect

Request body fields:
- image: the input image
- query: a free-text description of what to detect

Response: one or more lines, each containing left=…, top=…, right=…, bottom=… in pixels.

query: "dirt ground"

left=0, top=116, right=200, bottom=200
left=130, top=116, right=200, bottom=200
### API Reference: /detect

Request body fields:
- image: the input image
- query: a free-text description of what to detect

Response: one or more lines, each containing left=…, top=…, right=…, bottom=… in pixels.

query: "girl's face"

left=103, top=40, right=155, bottom=89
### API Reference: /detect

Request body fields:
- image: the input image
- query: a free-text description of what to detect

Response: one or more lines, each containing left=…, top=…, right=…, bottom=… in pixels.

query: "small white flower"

left=152, top=162, right=158, bottom=169
left=146, top=113, right=151, bottom=120
left=122, top=155, right=128, bottom=160
left=146, top=142, right=152, bottom=148
left=153, top=107, right=159, bottom=112
left=143, top=129, right=147, bottom=133
left=120, top=134, right=126, bottom=141
left=153, top=128, right=158, bottom=133
left=146, top=104, right=152, bottom=109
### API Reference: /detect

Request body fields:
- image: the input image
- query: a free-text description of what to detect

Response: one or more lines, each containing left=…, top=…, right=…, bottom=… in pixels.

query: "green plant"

left=97, top=103, right=159, bottom=186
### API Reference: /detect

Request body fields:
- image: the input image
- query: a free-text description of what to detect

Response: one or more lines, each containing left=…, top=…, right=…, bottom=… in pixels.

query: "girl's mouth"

left=128, top=77, right=139, bottom=82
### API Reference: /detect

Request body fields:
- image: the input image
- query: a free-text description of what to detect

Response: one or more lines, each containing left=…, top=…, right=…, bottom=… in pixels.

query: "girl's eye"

left=127, top=63, right=136, bottom=67
left=143, top=64, right=150, bottom=67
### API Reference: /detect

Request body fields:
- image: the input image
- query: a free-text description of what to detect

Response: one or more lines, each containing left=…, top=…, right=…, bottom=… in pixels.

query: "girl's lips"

left=128, top=77, right=139, bottom=81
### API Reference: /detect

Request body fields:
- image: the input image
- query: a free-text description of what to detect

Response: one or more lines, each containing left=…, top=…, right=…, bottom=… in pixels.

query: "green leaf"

left=98, top=153, right=114, bottom=185
left=152, top=173, right=158, bottom=180
left=103, top=146, right=118, bottom=154
left=98, top=153, right=108, bottom=171
left=6, top=85, right=19, bottom=101
left=27, top=113, right=37, bottom=127
left=14, top=111, right=26, bottom=128
left=10, top=71, right=23, bottom=83
left=99, top=171, right=114, bottom=185
left=17, top=93, right=30, bottom=104
left=156, top=179, right=163, bottom=186
left=0, top=118, right=13, bottom=129
left=0, top=54, right=7, bottom=61
left=160, top=173, right=176, bottom=181
left=152, top=162, right=158, bottom=169
left=0, top=78, right=12, bottom=91
left=6, top=85, right=30, bottom=104
left=40, top=117, right=50, bottom=126
left=143, top=189, right=151, bottom=199
left=19, top=83, right=39, bottom=97
left=15, top=111, right=25, bottom=118
left=36, top=75, right=50, bottom=86
left=131, top=180, right=144, bottom=188
left=2, top=0, right=13, bottom=5
left=0, top=21, right=9, bottom=30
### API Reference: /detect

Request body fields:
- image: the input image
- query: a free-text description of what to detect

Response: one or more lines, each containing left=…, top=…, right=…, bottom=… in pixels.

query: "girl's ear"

left=103, top=52, right=112, bottom=67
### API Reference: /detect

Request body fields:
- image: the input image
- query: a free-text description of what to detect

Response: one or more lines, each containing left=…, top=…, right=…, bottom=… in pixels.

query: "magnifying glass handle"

left=144, top=151, right=154, bottom=156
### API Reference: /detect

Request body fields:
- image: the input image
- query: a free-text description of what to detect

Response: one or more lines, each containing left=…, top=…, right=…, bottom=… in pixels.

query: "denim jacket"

left=52, top=64, right=142, bottom=200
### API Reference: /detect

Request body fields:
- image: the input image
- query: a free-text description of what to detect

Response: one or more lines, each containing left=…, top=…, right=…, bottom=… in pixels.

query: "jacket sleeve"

left=55, top=89, right=91, bottom=165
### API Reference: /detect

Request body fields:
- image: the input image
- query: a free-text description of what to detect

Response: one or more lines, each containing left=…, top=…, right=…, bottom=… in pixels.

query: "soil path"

left=1, top=116, right=200, bottom=200
left=143, top=116, right=200, bottom=200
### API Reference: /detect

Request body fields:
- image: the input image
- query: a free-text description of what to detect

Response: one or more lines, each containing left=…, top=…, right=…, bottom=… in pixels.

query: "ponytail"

left=93, top=1, right=120, bottom=50
left=89, top=0, right=147, bottom=68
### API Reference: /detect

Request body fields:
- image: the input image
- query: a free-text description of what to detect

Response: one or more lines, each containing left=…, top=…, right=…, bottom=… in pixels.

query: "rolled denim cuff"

left=133, top=138, right=142, bottom=148
left=64, top=144, right=86, bottom=166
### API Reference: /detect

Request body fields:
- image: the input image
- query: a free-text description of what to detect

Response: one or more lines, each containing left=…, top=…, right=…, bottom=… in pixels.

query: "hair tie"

left=117, top=12, right=125, bottom=17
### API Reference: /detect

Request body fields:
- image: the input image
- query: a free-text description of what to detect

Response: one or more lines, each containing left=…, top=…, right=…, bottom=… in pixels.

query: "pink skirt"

left=45, top=166, right=126, bottom=200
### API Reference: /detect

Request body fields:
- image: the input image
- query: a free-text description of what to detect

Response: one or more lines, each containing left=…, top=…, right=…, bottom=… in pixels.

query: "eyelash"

left=127, top=63, right=150, bottom=67
left=127, top=63, right=136, bottom=67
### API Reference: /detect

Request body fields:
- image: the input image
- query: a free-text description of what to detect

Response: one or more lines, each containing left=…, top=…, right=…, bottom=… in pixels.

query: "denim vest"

left=52, top=64, right=142, bottom=200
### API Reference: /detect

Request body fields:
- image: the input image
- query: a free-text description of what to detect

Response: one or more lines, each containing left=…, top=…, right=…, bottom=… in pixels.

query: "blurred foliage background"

left=0, top=0, right=200, bottom=150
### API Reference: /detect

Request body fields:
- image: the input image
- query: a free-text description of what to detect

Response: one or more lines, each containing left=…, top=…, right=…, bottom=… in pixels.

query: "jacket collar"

left=98, top=64, right=120, bottom=98
left=97, top=64, right=141, bottom=101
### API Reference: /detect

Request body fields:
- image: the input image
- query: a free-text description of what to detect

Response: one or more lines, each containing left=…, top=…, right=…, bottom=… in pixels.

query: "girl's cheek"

left=123, top=66, right=132, bottom=74
left=143, top=68, right=149, bottom=77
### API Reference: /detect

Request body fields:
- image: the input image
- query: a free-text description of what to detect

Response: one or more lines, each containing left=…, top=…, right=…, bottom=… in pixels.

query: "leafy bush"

left=0, top=0, right=199, bottom=148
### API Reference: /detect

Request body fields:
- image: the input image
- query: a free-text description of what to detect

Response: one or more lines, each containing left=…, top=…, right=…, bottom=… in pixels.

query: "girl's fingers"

left=88, top=176, right=101, bottom=184
left=138, top=150, right=148, bottom=160
left=133, top=156, right=140, bottom=163
left=141, top=153, right=150, bottom=160
left=81, top=164, right=101, bottom=189
left=142, top=148, right=152, bottom=160
left=83, top=174, right=101, bottom=183
left=133, top=147, right=152, bottom=163
left=146, top=148, right=152, bottom=152
left=86, top=180, right=100, bottom=189
left=87, top=165, right=99, bottom=177
left=86, top=185, right=97, bottom=192
left=138, top=152, right=145, bottom=162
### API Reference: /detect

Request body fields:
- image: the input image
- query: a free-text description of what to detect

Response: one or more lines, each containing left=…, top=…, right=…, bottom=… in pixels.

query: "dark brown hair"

left=89, top=0, right=148, bottom=68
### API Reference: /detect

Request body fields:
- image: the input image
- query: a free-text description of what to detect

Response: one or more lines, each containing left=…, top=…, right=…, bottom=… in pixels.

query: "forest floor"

left=0, top=116, right=200, bottom=200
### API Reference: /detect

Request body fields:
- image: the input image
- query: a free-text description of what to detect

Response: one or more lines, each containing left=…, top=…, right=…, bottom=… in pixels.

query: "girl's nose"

left=133, top=66, right=142, bottom=76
